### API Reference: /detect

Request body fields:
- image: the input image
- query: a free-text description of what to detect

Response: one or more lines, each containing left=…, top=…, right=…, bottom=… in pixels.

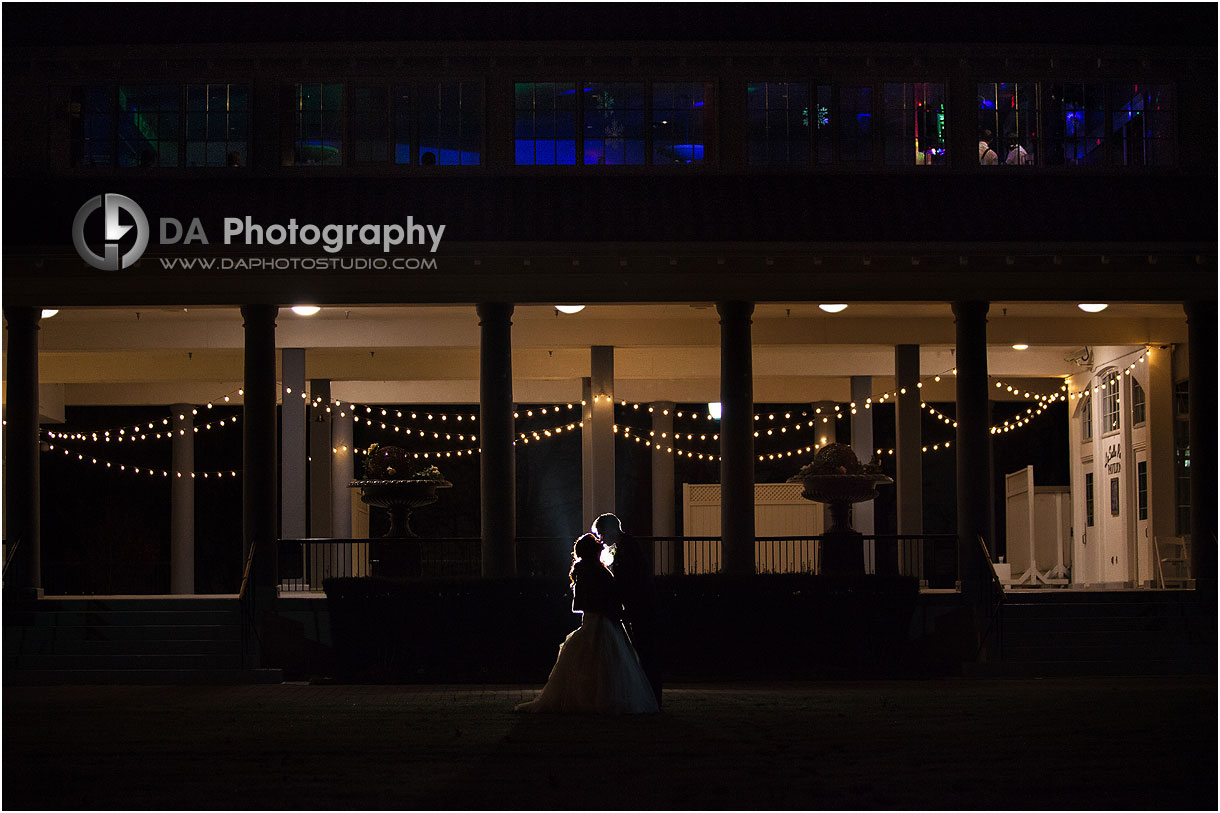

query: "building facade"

left=3, top=7, right=1216, bottom=602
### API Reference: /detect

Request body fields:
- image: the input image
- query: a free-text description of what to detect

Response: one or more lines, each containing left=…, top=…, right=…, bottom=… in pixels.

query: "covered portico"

left=4, top=242, right=1213, bottom=608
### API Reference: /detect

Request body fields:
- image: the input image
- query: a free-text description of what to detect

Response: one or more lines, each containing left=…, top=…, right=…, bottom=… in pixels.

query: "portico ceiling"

left=9, top=302, right=1188, bottom=410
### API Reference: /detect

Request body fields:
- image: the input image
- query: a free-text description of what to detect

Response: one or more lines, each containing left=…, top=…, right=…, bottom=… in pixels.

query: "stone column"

left=309, top=379, right=334, bottom=538
left=718, top=301, right=755, bottom=577
left=652, top=401, right=678, bottom=573
left=894, top=345, right=923, bottom=578
left=331, top=401, right=354, bottom=538
left=478, top=303, right=516, bottom=578
left=280, top=349, right=306, bottom=541
left=241, top=305, right=279, bottom=591
left=953, top=301, right=991, bottom=599
left=584, top=346, right=616, bottom=526
left=3, top=307, right=42, bottom=599
left=850, top=377, right=875, bottom=535
left=170, top=405, right=195, bottom=594
left=1145, top=346, right=1177, bottom=560
left=1185, top=301, right=1216, bottom=600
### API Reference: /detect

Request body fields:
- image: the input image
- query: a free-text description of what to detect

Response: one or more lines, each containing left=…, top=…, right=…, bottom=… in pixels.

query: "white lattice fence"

left=682, top=483, right=823, bottom=574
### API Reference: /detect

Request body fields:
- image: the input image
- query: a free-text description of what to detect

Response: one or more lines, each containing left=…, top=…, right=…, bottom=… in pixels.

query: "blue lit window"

left=583, top=83, right=645, bottom=165
left=515, top=82, right=577, bottom=165
left=838, top=85, right=872, bottom=163
left=977, top=83, right=1037, bottom=166
left=652, top=82, right=713, bottom=164
left=747, top=82, right=810, bottom=166
left=417, top=81, right=482, bottom=166
left=185, top=84, right=248, bottom=167
left=291, top=83, right=343, bottom=166
left=1046, top=82, right=1105, bottom=166
left=1111, top=84, right=1173, bottom=166
left=883, top=83, right=945, bottom=166
left=118, top=85, right=181, bottom=167
left=70, top=86, right=114, bottom=168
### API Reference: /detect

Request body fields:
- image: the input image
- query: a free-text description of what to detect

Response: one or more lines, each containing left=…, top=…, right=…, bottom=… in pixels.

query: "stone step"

left=1002, top=641, right=1199, bottom=662
left=16, top=597, right=239, bottom=612
left=5, top=637, right=239, bottom=657
left=966, top=658, right=1211, bottom=678
left=5, top=610, right=239, bottom=627
left=3, top=668, right=282, bottom=686
left=4, top=623, right=241, bottom=644
left=1001, top=615, right=1190, bottom=634
left=5, top=653, right=244, bottom=671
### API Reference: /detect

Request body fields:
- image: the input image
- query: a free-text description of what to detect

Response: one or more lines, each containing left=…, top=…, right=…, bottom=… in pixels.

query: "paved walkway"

left=4, top=677, right=1216, bottom=810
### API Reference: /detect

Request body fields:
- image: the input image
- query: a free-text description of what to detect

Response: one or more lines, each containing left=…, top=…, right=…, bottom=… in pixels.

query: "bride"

left=515, top=534, right=659, bottom=715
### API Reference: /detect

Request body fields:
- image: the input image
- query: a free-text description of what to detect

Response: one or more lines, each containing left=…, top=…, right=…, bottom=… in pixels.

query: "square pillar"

left=170, top=404, right=195, bottom=594
left=718, top=301, right=755, bottom=577
left=478, top=303, right=516, bottom=577
left=583, top=346, right=616, bottom=528
left=309, top=379, right=334, bottom=538
left=280, top=349, right=306, bottom=541
left=953, top=301, right=992, bottom=599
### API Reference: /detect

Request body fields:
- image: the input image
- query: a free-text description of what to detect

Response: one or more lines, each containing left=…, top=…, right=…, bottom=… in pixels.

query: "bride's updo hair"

left=569, top=533, right=604, bottom=585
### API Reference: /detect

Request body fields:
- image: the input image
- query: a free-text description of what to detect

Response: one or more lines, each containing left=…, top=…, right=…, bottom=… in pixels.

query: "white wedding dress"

left=516, top=611, right=659, bottom=716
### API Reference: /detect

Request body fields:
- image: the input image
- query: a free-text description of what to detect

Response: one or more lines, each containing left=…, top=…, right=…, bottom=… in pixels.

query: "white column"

left=280, top=348, right=306, bottom=540
left=331, top=406, right=354, bottom=537
left=583, top=347, right=616, bottom=528
left=651, top=401, right=677, bottom=573
left=309, top=378, right=333, bottom=538
left=850, top=376, right=875, bottom=535
left=170, top=404, right=195, bottom=594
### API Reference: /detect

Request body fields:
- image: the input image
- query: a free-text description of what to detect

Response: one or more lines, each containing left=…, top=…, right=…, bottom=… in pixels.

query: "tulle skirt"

left=515, top=612, right=659, bottom=715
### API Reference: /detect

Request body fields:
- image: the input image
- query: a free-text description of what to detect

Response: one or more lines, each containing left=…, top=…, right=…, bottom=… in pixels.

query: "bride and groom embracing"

left=516, top=513, right=663, bottom=715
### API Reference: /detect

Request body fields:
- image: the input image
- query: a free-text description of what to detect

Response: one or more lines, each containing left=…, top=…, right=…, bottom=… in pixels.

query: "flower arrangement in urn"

left=360, top=443, right=446, bottom=482
left=350, top=444, right=452, bottom=538
left=789, top=442, right=892, bottom=530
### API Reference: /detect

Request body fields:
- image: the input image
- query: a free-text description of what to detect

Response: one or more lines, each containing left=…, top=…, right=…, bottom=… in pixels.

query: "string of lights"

left=42, top=444, right=240, bottom=479
left=44, top=413, right=239, bottom=443
left=1067, top=349, right=1150, bottom=400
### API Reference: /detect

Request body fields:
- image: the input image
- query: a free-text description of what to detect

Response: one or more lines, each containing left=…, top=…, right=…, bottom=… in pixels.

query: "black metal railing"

left=238, top=539, right=259, bottom=670
left=2, top=538, right=19, bottom=584
left=278, top=533, right=965, bottom=590
left=976, top=535, right=1006, bottom=661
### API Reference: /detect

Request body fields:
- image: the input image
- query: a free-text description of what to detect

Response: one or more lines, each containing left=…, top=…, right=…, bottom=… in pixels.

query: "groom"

left=593, top=513, right=662, bottom=709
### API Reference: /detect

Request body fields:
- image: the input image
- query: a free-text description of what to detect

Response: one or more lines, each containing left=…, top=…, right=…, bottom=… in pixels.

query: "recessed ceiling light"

left=554, top=305, right=586, bottom=314
left=41, top=309, right=59, bottom=319
left=291, top=305, right=321, bottom=316
left=1012, top=343, right=1029, bottom=350
left=1078, top=303, right=1108, bottom=313
left=819, top=304, right=848, bottom=313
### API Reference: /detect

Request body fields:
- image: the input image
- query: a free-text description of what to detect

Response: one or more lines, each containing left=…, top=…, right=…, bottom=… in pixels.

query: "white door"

left=1136, top=451, right=1150, bottom=582
left=1102, top=474, right=1128, bottom=583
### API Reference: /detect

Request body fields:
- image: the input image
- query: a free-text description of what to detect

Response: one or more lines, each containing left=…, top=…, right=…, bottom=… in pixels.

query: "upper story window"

left=1101, top=370, right=1121, bottom=434
left=514, top=81, right=712, bottom=166
left=515, top=82, right=577, bottom=165
left=650, top=82, right=713, bottom=164
left=1112, top=83, right=1173, bottom=166
left=416, top=81, right=483, bottom=165
left=1131, top=376, right=1146, bottom=425
left=350, top=85, right=389, bottom=164
left=747, top=82, right=811, bottom=166
left=583, top=83, right=645, bottom=165
left=1045, top=82, right=1105, bottom=166
left=185, top=84, right=248, bottom=167
left=69, top=86, right=114, bottom=168
left=883, top=82, right=946, bottom=166
left=290, top=83, right=343, bottom=166
left=71, top=84, right=248, bottom=168
left=838, top=85, right=872, bottom=163
left=977, top=82, right=1038, bottom=166
left=1081, top=392, right=1093, bottom=441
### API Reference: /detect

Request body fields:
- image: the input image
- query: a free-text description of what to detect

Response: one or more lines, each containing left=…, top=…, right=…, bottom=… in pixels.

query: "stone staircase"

left=3, top=596, right=281, bottom=685
left=984, top=589, right=1215, bottom=676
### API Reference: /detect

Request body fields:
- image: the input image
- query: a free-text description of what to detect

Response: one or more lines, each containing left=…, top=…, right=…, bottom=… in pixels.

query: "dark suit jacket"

left=610, top=532, right=655, bottom=627
left=571, top=562, right=620, bottom=621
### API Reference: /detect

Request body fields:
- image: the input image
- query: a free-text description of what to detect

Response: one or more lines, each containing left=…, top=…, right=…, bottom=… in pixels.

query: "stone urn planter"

left=349, top=444, right=453, bottom=580
left=789, top=442, right=892, bottom=576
